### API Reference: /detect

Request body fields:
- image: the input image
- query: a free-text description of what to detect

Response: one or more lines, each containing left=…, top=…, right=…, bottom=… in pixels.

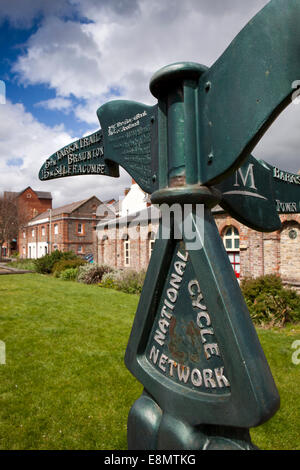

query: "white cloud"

left=12, top=1, right=271, bottom=108
left=0, top=100, right=72, bottom=188
left=13, top=17, right=103, bottom=100
left=35, top=97, right=73, bottom=113
left=254, top=103, right=300, bottom=173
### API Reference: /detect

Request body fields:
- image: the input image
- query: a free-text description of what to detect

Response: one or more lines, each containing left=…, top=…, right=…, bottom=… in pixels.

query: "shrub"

left=115, top=269, right=146, bottom=295
left=34, top=250, right=78, bottom=274
left=52, top=258, right=86, bottom=277
left=77, top=264, right=113, bottom=284
left=100, top=270, right=123, bottom=290
left=100, top=269, right=146, bottom=295
left=8, top=259, right=36, bottom=271
left=241, top=274, right=300, bottom=327
left=59, top=267, right=79, bottom=281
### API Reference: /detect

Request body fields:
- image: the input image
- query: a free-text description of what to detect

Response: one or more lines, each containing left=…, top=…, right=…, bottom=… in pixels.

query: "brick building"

left=96, top=181, right=300, bottom=289
left=214, top=208, right=300, bottom=288
left=95, top=205, right=159, bottom=270
left=20, top=196, right=109, bottom=260
left=1, top=187, right=52, bottom=257
left=5, top=187, right=53, bottom=221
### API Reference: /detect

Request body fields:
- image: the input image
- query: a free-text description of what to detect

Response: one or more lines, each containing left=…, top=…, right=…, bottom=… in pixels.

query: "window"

left=78, top=223, right=84, bottom=234
left=54, top=224, right=58, bottom=235
left=23, top=231, right=26, bottom=239
left=124, top=239, right=130, bottom=267
left=223, top=226, right=240, bottom=250
left=31, top=229, right=35, bottom=237
left=228, top=252, right=241, bottom=277
left=78, top=245, right=83, bottom=254
left=223, top=226, right=240, bottom=278
left=42, top=226, right=45, bottom=236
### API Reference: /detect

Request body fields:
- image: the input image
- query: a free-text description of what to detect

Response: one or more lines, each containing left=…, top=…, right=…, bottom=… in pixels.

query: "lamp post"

left=48, top=208, right=52, bottom=254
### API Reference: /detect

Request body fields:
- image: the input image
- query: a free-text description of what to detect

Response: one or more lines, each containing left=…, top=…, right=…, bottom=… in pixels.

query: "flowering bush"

left=100, top=269, right=146, bottom=295
left=77, top=264, right=113, bottom=284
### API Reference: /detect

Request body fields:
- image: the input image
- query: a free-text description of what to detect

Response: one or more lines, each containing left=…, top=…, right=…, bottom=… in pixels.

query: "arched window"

left=223, top=226, right=240, bottom=278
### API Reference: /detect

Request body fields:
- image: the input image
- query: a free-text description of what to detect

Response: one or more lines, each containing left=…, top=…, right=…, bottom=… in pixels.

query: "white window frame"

left=223, top=226, right=240, bottom=251
left=223, top=226, right=240, bottom=278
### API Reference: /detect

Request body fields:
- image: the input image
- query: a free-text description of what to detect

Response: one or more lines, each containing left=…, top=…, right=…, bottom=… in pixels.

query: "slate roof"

left=4, top=188, right=52, bottom=199
left=96, top=205, right=161, bottom=229
left=29, top=197, right=100, bottom=222
left=34, top=191, right=52, bottom=199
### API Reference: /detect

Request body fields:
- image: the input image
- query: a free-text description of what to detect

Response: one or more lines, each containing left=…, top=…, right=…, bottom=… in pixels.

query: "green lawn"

left=0, top=274, right=299, bottom=450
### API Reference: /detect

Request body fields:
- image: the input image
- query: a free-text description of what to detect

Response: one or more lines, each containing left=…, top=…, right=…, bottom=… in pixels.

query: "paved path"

left=0, top=264, right=34, bottom=275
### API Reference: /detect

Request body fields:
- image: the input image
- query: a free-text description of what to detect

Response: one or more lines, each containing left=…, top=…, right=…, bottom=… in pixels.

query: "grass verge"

left=0, top=274, right=299, bottom=450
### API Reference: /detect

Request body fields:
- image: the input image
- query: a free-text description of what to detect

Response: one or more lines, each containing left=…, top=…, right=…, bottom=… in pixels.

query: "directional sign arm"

left=216, top=154, right=300, bottom=232
left=266, top=163, right=300, bottom=214
left=97, top=100, right=158, bottom=194
left=215, top=155, right=281, bottom=232
left=38, top=100, right=158, bottom=195
left=198, top=0, right=300, bottom=186
left=39, top=129, right=119, bottom=181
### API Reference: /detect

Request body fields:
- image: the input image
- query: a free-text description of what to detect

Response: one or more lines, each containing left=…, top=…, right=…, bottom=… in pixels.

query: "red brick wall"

left=96, top=212, right=300, bottom=287
left=17, top=188, right=52, bottom=222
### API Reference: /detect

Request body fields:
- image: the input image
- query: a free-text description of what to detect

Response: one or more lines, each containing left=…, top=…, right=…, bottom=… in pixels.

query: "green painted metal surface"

left=125, top=210, right=279, bottom=427
left=216, top=155, right=300, bottom=231
left=37, top=0, right=300, bottom=450
left=97, top=101, right=158, bottom=194
left=39, top=129, right=119, bottom=181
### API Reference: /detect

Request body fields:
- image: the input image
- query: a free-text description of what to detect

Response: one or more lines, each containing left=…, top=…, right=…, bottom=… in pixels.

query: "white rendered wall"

left=120, top=182, right=148, bottom=217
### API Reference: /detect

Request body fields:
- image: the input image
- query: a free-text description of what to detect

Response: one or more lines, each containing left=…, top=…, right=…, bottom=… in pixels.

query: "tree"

left=0, top=193, right=23, bottom=259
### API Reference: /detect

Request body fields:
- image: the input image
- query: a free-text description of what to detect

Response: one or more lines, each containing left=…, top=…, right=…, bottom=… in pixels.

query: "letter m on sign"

left=233, top=164, right=257, bottom=190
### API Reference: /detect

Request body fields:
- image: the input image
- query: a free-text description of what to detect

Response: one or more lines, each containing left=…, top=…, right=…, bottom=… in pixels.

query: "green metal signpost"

left=39, top=0, right=300, bottom=450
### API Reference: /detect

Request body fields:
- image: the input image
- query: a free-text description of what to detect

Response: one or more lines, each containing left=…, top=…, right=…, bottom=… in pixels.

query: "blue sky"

left=0, top=15, right=98, bottom=135
left=1, top=0, right=300, bottom=207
